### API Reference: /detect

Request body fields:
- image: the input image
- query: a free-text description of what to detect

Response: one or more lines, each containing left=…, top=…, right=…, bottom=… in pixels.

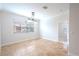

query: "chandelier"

left=28, top=12, right=37, bottom=22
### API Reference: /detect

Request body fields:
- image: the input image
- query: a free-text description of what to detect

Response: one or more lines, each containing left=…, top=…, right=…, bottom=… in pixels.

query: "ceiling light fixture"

left=43, top=6, right=48, bottom=10
left=28, top=12, right=37, bottom=22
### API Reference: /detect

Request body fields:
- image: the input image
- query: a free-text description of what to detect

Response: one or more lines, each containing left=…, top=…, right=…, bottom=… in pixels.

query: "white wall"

left=69, top=4, right=79, bottom=56
left=40, top=18, right=58, bottom=41
left=0, top=11, right=1, bottom=47
left=40, top=11, right=69, bottom=41
left=1, top=11, right=40, bottom=46
left=0, top=23, right=1, bottom=47
left=0, top=22, right=1, bottom=55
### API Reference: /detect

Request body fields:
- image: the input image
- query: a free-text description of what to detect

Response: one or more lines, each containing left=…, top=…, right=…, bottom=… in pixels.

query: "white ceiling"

left=1, top=3, right=69, bottom=20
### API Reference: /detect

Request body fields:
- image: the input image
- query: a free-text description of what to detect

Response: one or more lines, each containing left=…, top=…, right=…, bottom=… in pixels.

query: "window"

left=14, top=19, right=34, bottom=33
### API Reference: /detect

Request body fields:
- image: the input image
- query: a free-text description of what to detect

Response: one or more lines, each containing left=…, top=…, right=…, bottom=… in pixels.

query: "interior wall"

left=0, top=22, right=1, bottom=55
left=0, top=11, right=1, bottom=47
left=1, top=11, right=40, bottom=46
left=0, top=23, right=1, bottom=47
left=40, top=18, right=58, bottom=41
left=69, top=4, right=79, bottom=55
left=40, top=11, right=69, bottom=41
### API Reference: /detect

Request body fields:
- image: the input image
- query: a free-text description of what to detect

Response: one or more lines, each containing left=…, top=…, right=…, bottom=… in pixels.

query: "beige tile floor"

left=1, top=39, right=68, bottom=56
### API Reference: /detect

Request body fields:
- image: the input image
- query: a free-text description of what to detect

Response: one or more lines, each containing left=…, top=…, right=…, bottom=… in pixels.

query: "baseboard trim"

left=41, top=37, right=58, bottom=42
left=2, top=37, right=40, bottom=47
